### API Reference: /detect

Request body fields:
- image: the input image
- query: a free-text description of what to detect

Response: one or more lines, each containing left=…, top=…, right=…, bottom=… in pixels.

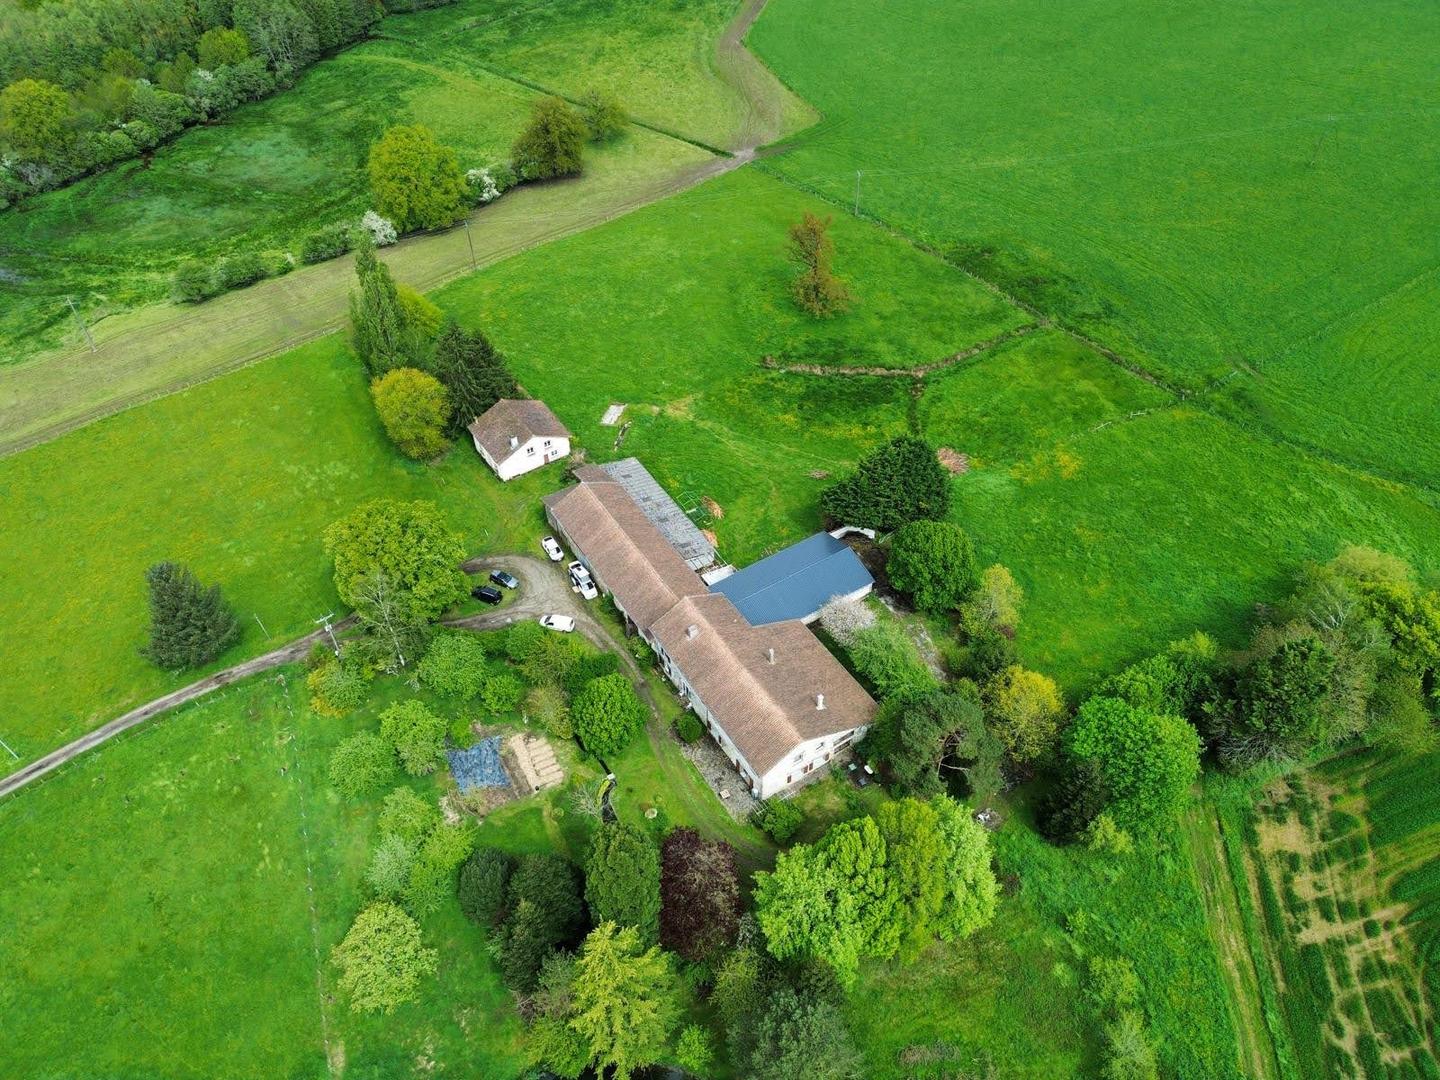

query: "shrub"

left=378, top=787, right=439, bottom=845
left=416, top=632, right=488, bottom=700
left=371, top=367, right=451, bottom=461
left=171, top=258, right=218, bottom=303
left=675, top=712, right=704, bottom=744
left=365, top=833, right=416, bottom=899
left=479, top=672, right=526, bottom=715
left=573, top=674, right=646, bottom=758
left=505, top=620, right=546, bottom=662
left=216, top=250, right=266, bottom=290
left=403, top=821, right=476, bottom=915
left=458, top=846, right=515, bottom=926
left=360, top=209, right=398, bottom=247
left=848, top=620, right=938, bottom=701
left=306, top=657, right=370, bottom=717
left=379, top=700, right=448, bottom=776
left=330, top=902, right=437, bottom=1014
left=562, top=652, right=620, bottom=697
left=300, top=224, right=352, bottom=264
left=675, top=1025, right=713, bottom=1076
left=328, top=732, right=398, bottom=800
left=816, top=595, right=876, bottom=647
left=753, top=798, right=805, bottom=843
left=525, top=683, right=572, bottom=739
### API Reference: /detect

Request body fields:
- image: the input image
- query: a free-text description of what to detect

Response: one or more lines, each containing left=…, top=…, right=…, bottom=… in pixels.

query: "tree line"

left=0, top=0, right=406, bottom=207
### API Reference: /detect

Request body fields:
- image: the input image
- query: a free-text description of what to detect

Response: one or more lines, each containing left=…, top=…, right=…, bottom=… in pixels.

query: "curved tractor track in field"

left=0, top=0, right=803, bottom=459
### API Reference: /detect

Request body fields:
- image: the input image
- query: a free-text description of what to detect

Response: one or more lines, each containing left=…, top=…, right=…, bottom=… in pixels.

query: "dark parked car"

left=489, top=570, right=520, bottom=590
left=472, top=585, right=504, bottom=605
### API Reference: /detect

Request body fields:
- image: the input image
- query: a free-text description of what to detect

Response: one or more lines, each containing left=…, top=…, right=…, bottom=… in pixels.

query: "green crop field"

left=0, top=0, right=756, bottom=363
left=1211, top=753, right=1440, bottom=1078
left=750, top=0, right=1440, bottom=490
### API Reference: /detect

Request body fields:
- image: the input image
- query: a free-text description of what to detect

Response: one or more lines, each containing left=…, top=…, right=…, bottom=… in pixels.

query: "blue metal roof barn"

left=710, top=532, right=873, bottom=626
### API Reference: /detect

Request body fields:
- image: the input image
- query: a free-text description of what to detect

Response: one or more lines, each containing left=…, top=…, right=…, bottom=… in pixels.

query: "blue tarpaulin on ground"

left=447, top=736, right=509, bottom=791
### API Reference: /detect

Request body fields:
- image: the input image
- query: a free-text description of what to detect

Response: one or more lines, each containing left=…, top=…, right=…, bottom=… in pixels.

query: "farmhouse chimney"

left=686, top=624, right=699, bottom=639
left=509, top=435, right=519, bottom=450
left=816, top=693, right=826, bottom=711
left=767, top=647, right=775, bottom=664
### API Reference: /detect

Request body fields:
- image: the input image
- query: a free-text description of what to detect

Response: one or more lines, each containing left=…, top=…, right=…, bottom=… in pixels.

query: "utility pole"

left=314, top=613, right=340, bottom=657
left=68, top=297, right=96, bottom=353
left=462, top=217, right=477, bottom=271
left=0, top=734, right=18, bottom=761
left=853, top=170, right=863, bottom=216
left=253, top=612, right=271, bottom=638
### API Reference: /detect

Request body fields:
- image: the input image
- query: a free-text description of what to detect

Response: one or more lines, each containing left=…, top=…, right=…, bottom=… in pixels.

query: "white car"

left=538, top=614, right=575, bottom=633
left=568, top=561, right=599, bottom=600
left=540, top=535, right=564, bottom=562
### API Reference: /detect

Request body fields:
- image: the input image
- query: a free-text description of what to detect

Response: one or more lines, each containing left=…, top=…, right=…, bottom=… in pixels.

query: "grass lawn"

left=0, top=335, right=557, bottom=766
left=0, top=0, right=749, bottom=362
left=750, top=0, right=1440, bottom=488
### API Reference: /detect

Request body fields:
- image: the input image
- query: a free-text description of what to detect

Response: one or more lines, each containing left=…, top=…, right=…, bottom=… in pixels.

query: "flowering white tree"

left=360, top=210, right=397, bottom=247
left=466, top=167, right=500, bottom=204
left=817, top=595, right=876, bottom=647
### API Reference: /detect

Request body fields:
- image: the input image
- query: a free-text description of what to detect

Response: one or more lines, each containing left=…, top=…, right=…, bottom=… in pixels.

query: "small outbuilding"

left=710, top=531, right=873, bottom=626
left=468, top=399, right=571, bottom=481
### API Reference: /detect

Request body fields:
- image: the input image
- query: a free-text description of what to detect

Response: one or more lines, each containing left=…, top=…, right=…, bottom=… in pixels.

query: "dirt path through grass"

left=1183, top=798, right=1282, bottom=1080
left=0, top=619, right=353, bottom=800
left=0, top=0, right=803, bottom=458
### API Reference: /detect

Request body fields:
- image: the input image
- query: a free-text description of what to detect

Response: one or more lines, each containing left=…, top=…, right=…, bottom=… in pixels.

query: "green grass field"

left=435, top=166, right=1024, bottom=557
left=0, top=672, right=527, bottom=1080
left=750, top=0, right=1440, bottom=490
left=0, top=0, right=753, bottom=363
left=429, top=167, right=1440, bottom=690
left=0, top=336, right=559, bottom=766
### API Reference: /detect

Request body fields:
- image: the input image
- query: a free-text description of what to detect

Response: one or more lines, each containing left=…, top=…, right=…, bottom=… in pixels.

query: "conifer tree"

left=348, top=240, right=423, bottom=376
left=429, top=320, right=518, bottom=433
left=141, top=561, right=240, bottom=669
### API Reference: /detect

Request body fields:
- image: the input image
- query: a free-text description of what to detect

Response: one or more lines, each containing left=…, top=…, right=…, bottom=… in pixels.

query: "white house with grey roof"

left=544, top=465, right=876, bottom=798
left=468, top=399, right=571, bottom=481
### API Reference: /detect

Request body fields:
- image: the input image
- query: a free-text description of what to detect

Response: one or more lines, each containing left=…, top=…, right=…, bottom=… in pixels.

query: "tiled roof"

left=467, top=399, right=570, bottom=462
left=651, top=593, right=876, bottom=776
left=543, top=468, right=704, bottom=632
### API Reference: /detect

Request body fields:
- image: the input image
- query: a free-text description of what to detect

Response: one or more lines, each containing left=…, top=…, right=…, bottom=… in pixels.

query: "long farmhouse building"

left=544, top=465, right=876, bottom=799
